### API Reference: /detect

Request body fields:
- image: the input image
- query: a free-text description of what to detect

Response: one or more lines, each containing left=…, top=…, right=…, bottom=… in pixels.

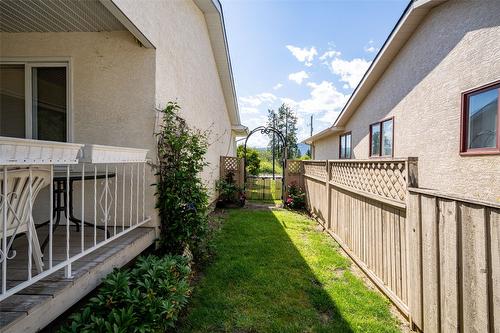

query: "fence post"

left=405, top=157, right=418, bottom=330
left=406, top=157, right=419, bottom=188
left=220, top=156, right=224, bottom=178
left=325, top=160, right=331, bottom=229
left=238, top=158, right=245, bottom=189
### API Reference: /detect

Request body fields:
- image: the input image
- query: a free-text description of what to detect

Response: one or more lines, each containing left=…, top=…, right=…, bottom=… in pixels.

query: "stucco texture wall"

left=114, top=0, right=237, bottom=200
left=314, top=135, right=339, bottom=160
left=313, top=0, right=500, bottom=203
left=0, top=31, right=160, bottom=225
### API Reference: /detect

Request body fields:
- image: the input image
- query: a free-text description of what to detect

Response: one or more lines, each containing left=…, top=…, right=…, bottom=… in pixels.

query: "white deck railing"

left=0, top=137, right=150, bottom=301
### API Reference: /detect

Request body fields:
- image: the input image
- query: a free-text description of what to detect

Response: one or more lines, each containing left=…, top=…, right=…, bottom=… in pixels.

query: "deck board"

left=0, top=227, right=155, bottom=332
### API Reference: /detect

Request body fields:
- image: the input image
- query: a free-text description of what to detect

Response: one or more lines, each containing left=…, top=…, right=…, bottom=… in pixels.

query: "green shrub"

left=216, top=171, right=242, bottom=204
left=285, top=182, right=306, bottom=210
left=59, top=255, right=191, bottom=333
left=154, top=102, right=210, bottom=259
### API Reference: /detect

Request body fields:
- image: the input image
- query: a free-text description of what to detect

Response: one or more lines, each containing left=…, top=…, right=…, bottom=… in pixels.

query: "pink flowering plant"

left=285, top=182, right=305, bottom=210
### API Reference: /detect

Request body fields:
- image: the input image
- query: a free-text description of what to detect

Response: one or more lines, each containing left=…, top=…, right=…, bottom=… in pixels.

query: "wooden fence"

left=407, top=188, right=499, bottom=333
left=291, top=158, right=500, bottom=332
left=220, top=156, right=244, bottom=188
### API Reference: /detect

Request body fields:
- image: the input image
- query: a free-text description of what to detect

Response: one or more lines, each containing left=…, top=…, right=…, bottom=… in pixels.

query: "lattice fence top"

left=329, top=160, right=408, bottom=203
left=303, top=161, right=327, bottom=180
left=287, top=160, right=303, bottom=174
left=222, top=156, right=240, bottom=171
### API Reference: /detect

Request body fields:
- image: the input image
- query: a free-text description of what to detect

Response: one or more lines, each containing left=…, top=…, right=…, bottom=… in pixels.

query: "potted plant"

left=216, top=171, right=244, bottom=208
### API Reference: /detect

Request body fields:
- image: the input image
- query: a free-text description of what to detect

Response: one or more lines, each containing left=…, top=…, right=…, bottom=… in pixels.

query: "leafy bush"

left=59, top=255, right=191, bottom=333
left=154, top=102, right=210, bottom=259
left=216, top=171, right=243, bottom=205
left=285, top=182, right=306, bottom=210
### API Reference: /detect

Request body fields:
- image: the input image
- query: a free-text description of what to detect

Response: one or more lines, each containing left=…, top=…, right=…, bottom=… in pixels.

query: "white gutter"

left=301, top=127, right=344, bottom=144
left=192, top=0, right=242, bottom=127
left=232, top=125, right=249, bottom=137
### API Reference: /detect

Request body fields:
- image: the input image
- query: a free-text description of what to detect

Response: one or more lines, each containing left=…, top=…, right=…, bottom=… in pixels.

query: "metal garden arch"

left=243, top=126, right=287, bottom=200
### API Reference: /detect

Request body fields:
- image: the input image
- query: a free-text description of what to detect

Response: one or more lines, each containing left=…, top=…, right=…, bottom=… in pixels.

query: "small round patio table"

left=37, top=171, right=115, bottom=252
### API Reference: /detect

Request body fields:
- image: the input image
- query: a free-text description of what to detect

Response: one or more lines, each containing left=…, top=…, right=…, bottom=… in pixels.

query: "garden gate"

left=242, top=126, right=287, bottom=201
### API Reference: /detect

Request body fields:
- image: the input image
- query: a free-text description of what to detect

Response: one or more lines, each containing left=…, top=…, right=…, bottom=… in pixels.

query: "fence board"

left=408, top=192, right=423, bottom=330
left=461, top=203, right=489, bottom=332
left=438, top=199, right=459, bottom=332
left=421, top=195, right=440, bottom=333
left=490, top=209, right=500, bottom=333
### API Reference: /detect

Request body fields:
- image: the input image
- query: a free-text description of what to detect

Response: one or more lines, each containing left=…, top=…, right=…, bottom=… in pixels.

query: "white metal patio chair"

left=0, top=168, right=50, bottom=273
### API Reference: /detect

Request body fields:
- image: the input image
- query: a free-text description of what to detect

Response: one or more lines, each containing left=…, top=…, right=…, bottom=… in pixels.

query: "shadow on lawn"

left=179, top=208, right=354, bottom=332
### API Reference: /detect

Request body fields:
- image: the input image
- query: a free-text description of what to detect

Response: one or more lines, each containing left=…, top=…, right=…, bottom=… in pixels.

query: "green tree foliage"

left=154, top=101, right=210, bottom=259
left=237, top=145, right=261, bottom=176
left=267, top=104, right=300, bottom=161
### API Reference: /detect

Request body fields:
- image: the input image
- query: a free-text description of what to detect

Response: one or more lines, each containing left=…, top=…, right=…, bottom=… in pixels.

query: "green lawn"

left=179, top=208, right=401, bottom=333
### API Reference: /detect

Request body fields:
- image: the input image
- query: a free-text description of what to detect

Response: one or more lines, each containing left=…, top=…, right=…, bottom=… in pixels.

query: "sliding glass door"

left=0, top=62, right=69, bottom=142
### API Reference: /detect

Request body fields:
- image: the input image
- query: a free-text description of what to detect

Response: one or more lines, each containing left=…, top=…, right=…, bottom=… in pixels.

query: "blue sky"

left=221, top=0, right=408, bottom=147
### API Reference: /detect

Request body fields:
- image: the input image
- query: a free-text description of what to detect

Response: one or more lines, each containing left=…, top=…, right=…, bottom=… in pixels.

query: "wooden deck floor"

left=0, top=226, right=156, bottom=333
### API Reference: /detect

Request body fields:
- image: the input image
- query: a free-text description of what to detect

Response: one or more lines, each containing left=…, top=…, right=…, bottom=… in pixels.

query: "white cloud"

left=273, top=83, right=283, bottom=90
left=327, top=57, right=371, bottom=89
left=238, top=92, right=280, bottom=147
left=239, top=92, right=277, bottom=107
left=364, top=39, right=379, bottom=53
left=319, top=50, right=341, bottom=61
left=286, top=45, right=318, bottom=67
left=288, top=71, right=309, bottom=84
left=280, top=81, right=349, bottom=140
left=240, top=107, right=260, bottom=115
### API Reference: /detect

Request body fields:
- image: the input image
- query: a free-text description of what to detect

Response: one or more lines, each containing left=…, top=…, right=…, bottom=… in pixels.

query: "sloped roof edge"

left=301, top=127, right=344, bottom=144
left=192, top=0, right=242, bottom=127
left=333, top=0, right=447, bottom=128
left=303, top=0, right=447, bottom=143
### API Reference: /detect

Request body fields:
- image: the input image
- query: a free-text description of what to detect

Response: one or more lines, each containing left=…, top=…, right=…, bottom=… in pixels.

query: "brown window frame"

left=460, top=80, right=500, bottom=156
left=339, top=131, right=352, bottom=159
left=369, top=117, right=394, bottom=157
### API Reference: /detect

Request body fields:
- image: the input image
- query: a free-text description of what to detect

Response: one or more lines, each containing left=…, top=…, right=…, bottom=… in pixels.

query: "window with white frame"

left=0, top=61, right=69, bottom=142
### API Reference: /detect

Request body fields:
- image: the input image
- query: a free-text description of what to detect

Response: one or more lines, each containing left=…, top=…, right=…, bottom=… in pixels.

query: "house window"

left=0, top=62, right=69, bottom=142
left=461, top=81, right=500, bottom=155
left=339, top=132, right=352, bottom=159
left=370, top=118, right=393, bottom=157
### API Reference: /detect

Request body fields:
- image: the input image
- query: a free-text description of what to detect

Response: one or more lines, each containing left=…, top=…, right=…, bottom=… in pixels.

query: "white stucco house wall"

left=0, top=1, right=246, bottom=331
left=304, top=0, right=500, bottom=204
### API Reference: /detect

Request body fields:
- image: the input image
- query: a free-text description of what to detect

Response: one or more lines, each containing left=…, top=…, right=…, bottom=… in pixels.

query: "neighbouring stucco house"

left=304, top=0, right=500, bottom=204
left=0, top=0, right=246, bottom=331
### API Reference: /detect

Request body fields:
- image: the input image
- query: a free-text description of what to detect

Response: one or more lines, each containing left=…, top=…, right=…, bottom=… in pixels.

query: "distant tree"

left=305, top=148, right=311, bottom=158
left=237, top=145, right=261, bottom=176
left=267, top=104, right=300, bottom=161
